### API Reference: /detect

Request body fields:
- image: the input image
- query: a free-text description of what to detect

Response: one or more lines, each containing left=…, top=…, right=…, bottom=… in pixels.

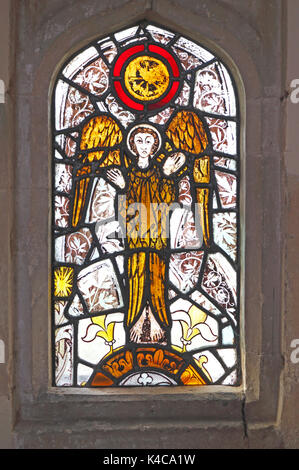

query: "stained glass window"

left=52, top=22, right=240, bottom=388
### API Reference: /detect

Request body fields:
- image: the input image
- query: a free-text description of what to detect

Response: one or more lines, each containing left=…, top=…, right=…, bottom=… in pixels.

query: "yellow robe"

left=124, top=163, right=175, bottom=328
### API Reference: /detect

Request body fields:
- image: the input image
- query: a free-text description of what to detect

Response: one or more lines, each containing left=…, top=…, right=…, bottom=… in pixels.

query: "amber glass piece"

left=124, top=56, right=169, bottom=101
left=193, top=156, right=210, bottom=183
left=123, top=153, right=130, bottom=168
left=103, top=350, right=133, bottom=378
left=91, top=372, right=114, bottom=387
left=166, top=111, right=208, bottom=154
left=81, top=150, right=104, bottom=163
left=181, top=365, right=206, bottom=385
left=164, top=141, right=173, bottom=152
left=155, top=152, right=165, bottom=163
left=127, top=252, right=146, bottom=326
left=196, top=187, right=210, bottom=247
left=98, top=149, right=121, bottom=167
left=76, top=165, right=92, bottom=177
left=126, top=165, right=175, bottom=248
left=72, top=115, right=123, bottom=227
left=80, top=115, right=123, bottom=150
left=72, top=166, right=92, bottom=227
left=136, top=348, right=183, bottom=374
left=54, top=267, right=74, bottom=297
left=125, top=162, right=175, bottom=329
left=149, top=252, right=167, bottom=326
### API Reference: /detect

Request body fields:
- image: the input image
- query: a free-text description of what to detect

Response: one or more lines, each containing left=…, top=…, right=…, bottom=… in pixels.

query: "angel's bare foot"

left=129, top=306, right=167, bottom=344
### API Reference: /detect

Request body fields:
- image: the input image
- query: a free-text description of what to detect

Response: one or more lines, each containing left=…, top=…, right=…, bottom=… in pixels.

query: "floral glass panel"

left=52, top=22, right=240, bottom=387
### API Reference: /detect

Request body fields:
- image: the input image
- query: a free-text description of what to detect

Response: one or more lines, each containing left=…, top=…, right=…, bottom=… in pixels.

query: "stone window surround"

left=11, top=0, right=283, bottom=446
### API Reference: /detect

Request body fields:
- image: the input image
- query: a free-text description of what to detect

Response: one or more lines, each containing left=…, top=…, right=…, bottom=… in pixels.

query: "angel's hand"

left=106, top=168, right=126, bottom=189
left=163, top=152, right=186, bottom=176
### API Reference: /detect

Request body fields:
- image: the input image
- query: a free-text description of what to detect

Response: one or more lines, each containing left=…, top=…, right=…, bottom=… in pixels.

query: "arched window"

left=52, top=22, right=240, bottom=388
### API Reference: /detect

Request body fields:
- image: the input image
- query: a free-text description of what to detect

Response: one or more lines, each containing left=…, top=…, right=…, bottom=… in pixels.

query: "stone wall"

left=280, top=0, right=299, bottom=448
left=0, top=0, right=298, bottom=448
left=0, top=0, right=12, bottom=450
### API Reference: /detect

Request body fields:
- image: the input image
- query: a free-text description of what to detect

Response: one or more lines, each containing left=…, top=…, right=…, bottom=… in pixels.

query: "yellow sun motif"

left=124, top=55, right=169, bottom=101
left=54, top=267, right=74, bottom=297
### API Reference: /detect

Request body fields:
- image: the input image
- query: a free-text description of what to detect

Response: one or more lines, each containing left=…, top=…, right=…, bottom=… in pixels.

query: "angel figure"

left=71, top=111, right=211, bottom=345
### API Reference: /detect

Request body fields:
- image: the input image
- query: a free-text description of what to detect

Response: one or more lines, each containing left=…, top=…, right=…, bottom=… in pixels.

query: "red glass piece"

left=113, top=44, right=145, bottom=76
left=149, top=45, right=180, bottom=77
left=114, top=81, right=144, bottom=110
left=148, top=81, right=180, bottom=110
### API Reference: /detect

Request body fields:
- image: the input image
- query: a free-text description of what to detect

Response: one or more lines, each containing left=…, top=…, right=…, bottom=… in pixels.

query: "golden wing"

left=166, top=110, right=211, bottom=247
left=72, top=115, right=123, bottom=227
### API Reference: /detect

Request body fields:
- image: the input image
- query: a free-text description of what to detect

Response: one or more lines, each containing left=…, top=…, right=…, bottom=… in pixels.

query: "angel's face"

left=134, top=132, right=155, bottom=159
